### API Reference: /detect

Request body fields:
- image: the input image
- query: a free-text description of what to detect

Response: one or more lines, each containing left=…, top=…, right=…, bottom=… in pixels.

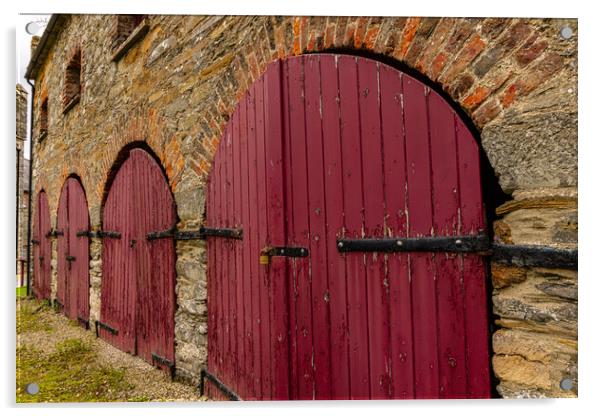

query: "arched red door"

left=100, top=148, right=176, bottom=374
left=33, top=191, right=51, bottom=300
left=56, top=177, right=90, bottom=325
left=205, top=54, right=491, bottom=400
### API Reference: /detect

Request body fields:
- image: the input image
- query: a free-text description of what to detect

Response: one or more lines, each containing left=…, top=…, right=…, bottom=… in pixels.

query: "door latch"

left=260, top=246, right=309, bottom=264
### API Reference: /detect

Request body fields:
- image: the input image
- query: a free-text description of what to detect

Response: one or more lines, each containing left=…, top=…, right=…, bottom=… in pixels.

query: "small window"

left=39, top=97, right=48, bottom=141
left=63, top=49, right=81, bottom=113
left=111, top=15, right=149, bottom=61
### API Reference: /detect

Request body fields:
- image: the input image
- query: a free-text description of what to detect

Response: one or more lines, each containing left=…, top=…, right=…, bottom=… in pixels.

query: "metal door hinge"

left=263, top=246, right=309, bottom=257
left=146, top=226, right=243, bottom=240
left=200, top=227, right=243, bottom=240
left=96, top=231, right=121, bottom=239
left=199, top=368, right=241, bottom=400
left=151, top=353, right=175, bottom=379
left=53, top=298, right=64, bottom=310
left=77, top=316, right=90, bottom=329
left=95, top=320, right=119, bottom=337
left=336, top=233, right=490, bottom=254
left=46, top=229, right=64, bottom=238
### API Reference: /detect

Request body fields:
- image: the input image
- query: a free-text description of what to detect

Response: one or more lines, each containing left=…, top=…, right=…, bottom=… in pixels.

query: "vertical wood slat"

left=256, top=74, right=272, bottom=400
left=264, top=60, right=290, bottom=400
left=232, top=109, right=243, bottom=395
left=285, top=56, right=314, bottom=400
left=358, top=58, right=391, bottom=400
left=248, top=82, right=263, bottom=399
left=303, top=54, right=332, bottom=400
left=56, top=183, right=69, bottom=313
left=215, top=128, right=225, bottom=386
left=380, top=65, right=414, bottom=399
left=320, top=54, right=351, bottom=400
left=403, top=75, right=440, bottom=399
left=338, top=55, right=370, bottom=399
left=223, top=111, right=233, bottom=392
left=282, top=56, right=299, bottom=401
left=456, top=119, right=491, bottom=398
left=240, top=94, right=253, bottom=398
left=34, top=191, right=52, bottom=300
left=428, top=93, right=468, bottom=399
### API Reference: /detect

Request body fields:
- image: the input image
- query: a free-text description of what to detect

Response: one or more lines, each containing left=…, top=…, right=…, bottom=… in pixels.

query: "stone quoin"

left=24, top=15, right=577, bottom=398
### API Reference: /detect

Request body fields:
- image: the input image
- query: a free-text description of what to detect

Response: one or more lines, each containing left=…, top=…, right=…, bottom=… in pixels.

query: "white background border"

left=2, top=1, right=597, bottom=415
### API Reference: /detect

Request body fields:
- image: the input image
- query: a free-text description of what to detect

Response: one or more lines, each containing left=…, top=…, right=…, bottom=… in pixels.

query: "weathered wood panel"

left=206, top=54, right=490, bottom=400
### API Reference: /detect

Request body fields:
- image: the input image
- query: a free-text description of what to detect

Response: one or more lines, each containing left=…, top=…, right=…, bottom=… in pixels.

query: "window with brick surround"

left=63, top=49, right=81, bottom=113
left=111, top=15, right=149, bottom=61
left=39, top=97, right=48, bottom=141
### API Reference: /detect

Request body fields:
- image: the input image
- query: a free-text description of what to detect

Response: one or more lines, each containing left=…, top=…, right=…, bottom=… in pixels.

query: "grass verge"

left=16, top=338, right=136, bottom=402
left=16, top=299, right=53, bottom=334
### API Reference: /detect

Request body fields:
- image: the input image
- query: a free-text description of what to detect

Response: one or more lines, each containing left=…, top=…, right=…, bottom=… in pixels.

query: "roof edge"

left=24, top=14, right=69, bottom=80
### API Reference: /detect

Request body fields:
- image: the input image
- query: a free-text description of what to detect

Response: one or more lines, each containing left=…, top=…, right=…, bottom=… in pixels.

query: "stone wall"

left=16, top=84, right=28, bottom=274
left=28, top=15, right=577, bottom=396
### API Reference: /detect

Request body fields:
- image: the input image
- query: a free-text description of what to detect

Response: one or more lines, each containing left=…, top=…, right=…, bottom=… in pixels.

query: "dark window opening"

left=39, top=98, right=48, bottom=140
left=111, top=15, right=148, bottom=53
left=63, top=49, right=81, bottom=113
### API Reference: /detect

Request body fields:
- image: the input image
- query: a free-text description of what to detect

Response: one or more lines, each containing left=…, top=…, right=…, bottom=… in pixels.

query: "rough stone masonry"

left=25, top=15, right=577, bottom=398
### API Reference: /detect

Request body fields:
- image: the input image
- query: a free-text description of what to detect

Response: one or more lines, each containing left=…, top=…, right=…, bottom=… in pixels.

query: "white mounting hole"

left=560, top=26, right=573, bottom=40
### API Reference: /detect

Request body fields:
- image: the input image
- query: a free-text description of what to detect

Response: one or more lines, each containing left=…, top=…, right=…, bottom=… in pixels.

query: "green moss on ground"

left=16, top=300, right=53, bottom=334
left=16, top=338, right=135, bottom=402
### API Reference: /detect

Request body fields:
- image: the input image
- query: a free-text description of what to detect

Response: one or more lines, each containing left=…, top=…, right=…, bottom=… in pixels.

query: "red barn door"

left=205, top=54, right=491, bottom=400
left=33, top=191, right=51, bottom=300
left=56, top=178, right=90, bottom=325
left=100, top=149, right=176, bottom=374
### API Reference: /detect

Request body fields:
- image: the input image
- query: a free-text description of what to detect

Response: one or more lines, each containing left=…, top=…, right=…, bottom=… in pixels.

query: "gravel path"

left=17, top=298, right=205, bottom=402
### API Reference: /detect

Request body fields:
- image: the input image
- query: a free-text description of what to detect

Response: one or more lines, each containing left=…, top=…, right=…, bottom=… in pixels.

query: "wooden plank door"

left=68, top=178, right=91, bottom=325
left=206, top=60, right=289, bottom=400
left=206, top=54, right=491, bottom=400
left=279, top=54, right=490, bottom=399
left=33, top=191, right=51, bottom=300
left=130, top=149, right=177, bottom=372
left=101, top=148, right=176, bottom=373
left=101, top=154, right=137, bottom=354
left=57, top=178, right=91, bottom=323
left=56, top=183, right=69, bottom=311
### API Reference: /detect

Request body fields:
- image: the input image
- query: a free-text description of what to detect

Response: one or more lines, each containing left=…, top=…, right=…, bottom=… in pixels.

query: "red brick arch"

left=199, top=17, right=566, bottom=170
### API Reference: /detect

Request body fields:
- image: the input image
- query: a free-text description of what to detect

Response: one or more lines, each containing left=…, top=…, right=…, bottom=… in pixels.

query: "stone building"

left=16, top=84, right=29, bottom=282
left=24, top=14, right=577, bottom=399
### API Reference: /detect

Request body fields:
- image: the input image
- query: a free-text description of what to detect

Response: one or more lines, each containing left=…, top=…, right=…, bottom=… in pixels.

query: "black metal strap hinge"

left=66, top=255, right=76, bottom=262
left=46, top=229, right=64, bottom=238
left=336, top=234, right=490, bottom=254
left=77, top=316, right=90, bottom=329
left=147, top=226, right=243, bottom=241
left=147, top=228, right=177, bottom=240
left=31, top=239, right=40, bottom=245
left=491, top=243, right=577, bottom=270
left=200, top=227, right=243, bottom=240
left=264, top=246, right=309, bottom=258
left=96, top=231, right=121, bottom=239
left=77, top=230, right=121, bottom=238
left=95, top=320, right=119, bottom=337
left=151, top=353, right=175, bottom=379
left=53, top=298, right=64, bottom=310
left=199, top=368, right=241, bottom=400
